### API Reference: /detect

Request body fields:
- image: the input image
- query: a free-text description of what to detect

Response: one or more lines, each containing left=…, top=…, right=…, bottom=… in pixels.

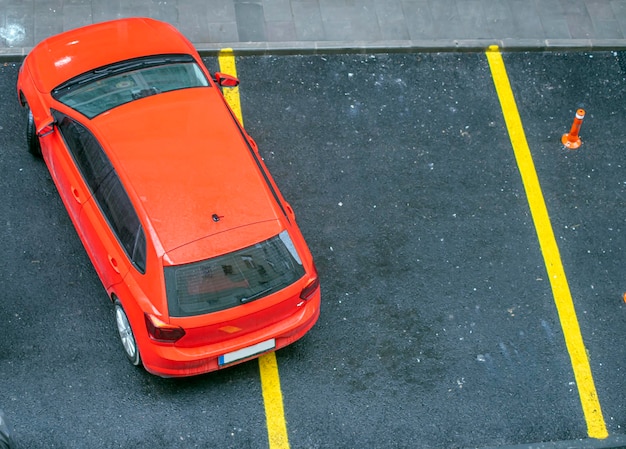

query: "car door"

left=51, top=111, right=132, bottom=289
left=79, top=188, right=131, bottom=291
left=80, top=168, right=148, bottom=290
left=46, top=111, right=93, bottom=226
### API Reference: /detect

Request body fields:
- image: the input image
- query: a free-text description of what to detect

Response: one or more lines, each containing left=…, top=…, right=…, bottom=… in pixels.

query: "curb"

left=3, top=38, right=626, bottom=60
left=192, top=38, right=626, bottom=56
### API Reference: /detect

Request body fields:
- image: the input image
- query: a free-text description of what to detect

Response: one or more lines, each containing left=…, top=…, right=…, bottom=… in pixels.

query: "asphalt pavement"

left=2, top=2, right=626, bottom=449
left=2, top=47, right=626, bottom=449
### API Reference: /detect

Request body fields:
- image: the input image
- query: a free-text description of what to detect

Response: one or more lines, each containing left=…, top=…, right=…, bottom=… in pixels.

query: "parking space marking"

left=218, top=49, right=291, bottom=449
left=217, top=48, right=244, bottom=125
left=485, top=46, right=608, bottom=440
left=258, top=352, right=290, bottom=448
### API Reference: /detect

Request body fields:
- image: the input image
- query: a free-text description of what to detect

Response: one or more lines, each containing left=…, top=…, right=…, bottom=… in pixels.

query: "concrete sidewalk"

left=2, top=0, right=626, bottom=58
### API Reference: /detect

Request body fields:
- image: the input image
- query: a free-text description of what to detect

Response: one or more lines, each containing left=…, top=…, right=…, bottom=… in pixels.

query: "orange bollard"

left=561, top=109, right=585, bottom=149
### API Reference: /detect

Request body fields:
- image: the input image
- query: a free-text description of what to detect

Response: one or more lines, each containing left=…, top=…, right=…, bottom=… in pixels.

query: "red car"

left=17, top=18, right=320, bottom=377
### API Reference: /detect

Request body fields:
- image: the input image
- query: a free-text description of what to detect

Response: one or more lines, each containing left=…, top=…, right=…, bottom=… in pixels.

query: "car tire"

left=26, top=107, right=42, bottom=158
left=0, top=409, right=13, bottom=449
left=114, top=299, right=142, bottom=366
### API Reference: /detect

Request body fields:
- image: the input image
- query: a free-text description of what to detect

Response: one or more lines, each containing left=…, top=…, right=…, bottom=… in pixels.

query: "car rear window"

left=164, top=231, right=306, bottom=317
left=52, top=54, right=209, bottom=118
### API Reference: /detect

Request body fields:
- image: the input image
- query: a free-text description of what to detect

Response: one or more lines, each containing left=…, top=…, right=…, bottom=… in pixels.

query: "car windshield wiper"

left=67, top=58, right=169, bottom=87
left=53, top=54, right=194, bottom=94
left=91, top=62, right=141, bottom=77
left=91, top=57, right=171, bottom=77
left=239, top=287, right=275, bottom=304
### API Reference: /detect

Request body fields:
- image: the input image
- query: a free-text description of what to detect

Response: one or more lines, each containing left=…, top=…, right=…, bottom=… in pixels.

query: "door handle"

left=71, top=186, right=81, bottom=203
left=108, top=255, right=120, bottom=273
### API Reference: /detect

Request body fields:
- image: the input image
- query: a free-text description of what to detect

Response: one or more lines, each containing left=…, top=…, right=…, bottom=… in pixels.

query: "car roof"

left=91, top=87, right=283, bottom=265
left=26, top=18, right=198, bottom=93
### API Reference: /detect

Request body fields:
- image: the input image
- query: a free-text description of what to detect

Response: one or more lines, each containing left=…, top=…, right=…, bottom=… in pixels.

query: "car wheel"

left=114, top=300, right=141, bottom=366
left=26, top=107, right=42, bottom=157
left=0, top=409, right=13, bottom=449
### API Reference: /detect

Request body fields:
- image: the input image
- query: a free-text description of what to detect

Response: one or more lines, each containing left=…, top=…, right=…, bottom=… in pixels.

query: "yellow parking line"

left=485, top=46, right=608, bottom=439
left=218, top=48, right=291, bottom=449
left=259, top=352, right=290, bottom=448
left=217, top=48, right=244, bottom=125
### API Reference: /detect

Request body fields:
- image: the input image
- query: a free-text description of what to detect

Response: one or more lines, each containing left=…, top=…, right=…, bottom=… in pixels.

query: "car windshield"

left=52, top=54, right=210, bottom=118
left=164, top=231, right=306, bottom=317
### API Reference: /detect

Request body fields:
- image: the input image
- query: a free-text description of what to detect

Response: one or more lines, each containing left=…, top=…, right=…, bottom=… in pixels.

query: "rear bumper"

left=141, top=294, right=320, bottom=377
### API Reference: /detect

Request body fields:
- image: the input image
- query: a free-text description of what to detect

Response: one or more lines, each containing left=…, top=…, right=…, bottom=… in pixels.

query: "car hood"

left=91, top=88, right=282, bottom=264
left=26, top=18, right=197, bottom=94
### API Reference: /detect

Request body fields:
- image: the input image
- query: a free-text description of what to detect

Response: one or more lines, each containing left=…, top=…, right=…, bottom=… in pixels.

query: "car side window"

left=94, top=171, right=146, bottom=272
left=53, top=111, right=147, bottom=273
left=53, top=111, right=112, bottom=192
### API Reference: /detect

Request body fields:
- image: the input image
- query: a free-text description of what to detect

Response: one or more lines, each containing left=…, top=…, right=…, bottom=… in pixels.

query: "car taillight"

left=300, top=275, right=320, bottom=301
left=144, top=313, right=186, bottom=343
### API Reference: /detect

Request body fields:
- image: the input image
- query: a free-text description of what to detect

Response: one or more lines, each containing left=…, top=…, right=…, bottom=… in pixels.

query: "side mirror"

left=37, top=116, right=55, bottom=137
left=213, top=72, right=240, bottom=88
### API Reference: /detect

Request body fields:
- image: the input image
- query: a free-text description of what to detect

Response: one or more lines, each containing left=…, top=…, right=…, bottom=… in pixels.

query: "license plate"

left=218, top=339, right=275, bottom=366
